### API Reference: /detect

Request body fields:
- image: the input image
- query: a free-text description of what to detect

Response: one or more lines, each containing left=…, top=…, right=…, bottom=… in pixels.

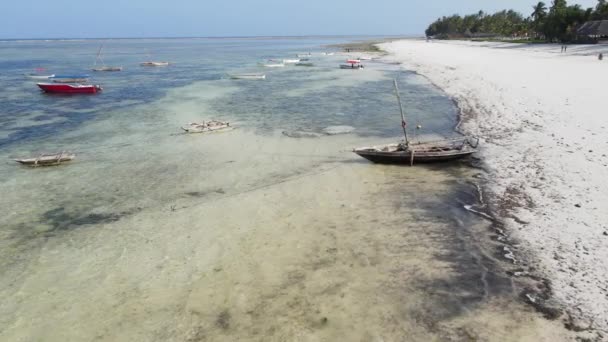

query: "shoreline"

left=378, top=39, right=608, bottom=337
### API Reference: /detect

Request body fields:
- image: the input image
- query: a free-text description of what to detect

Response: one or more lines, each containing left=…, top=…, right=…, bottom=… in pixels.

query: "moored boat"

left=229, top=73, right=266, bottom=80
left=92, top=44, right=123, bottom=71
left=25, top=73, right=55, bottom=80
left=283, top=59, right=300, bottom=64
left=140, top=61, right=170, bottom=67
left=50, top=75, right=90, bottom=83
left=259, top=61, right=285, bottom=68
left=353, top=139, right=476, bottom=164
left=14, top=152, right=75, bottom=166
left=295, top=61, right=314, bottom=66
left=92, top=66, right=123, bottom=72
left=182, top=120, right=232, bottom=133
left=37, top=83, right=102, bottom=94
left=353, top=79, right=478, bottom=165
left=340, top=63, right=363, bottom=69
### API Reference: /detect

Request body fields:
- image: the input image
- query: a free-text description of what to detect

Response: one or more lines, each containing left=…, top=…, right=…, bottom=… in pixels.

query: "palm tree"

left=531, top=1, right=548, bottom=21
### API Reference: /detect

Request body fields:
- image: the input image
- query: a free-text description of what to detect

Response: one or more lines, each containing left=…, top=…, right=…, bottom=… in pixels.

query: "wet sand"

left=1, top=127, right=573, bottom=341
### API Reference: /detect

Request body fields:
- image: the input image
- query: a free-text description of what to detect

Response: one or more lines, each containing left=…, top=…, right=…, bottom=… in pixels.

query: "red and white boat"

left=37, top=83, right=102, bottom=94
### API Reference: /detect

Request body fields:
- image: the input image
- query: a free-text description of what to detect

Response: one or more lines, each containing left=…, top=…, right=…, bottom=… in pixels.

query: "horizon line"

left=0, top=34, right=421, bottom=42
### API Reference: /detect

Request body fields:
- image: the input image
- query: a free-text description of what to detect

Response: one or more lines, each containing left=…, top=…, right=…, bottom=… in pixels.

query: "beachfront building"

left=577, top=20, right=608, bottom=44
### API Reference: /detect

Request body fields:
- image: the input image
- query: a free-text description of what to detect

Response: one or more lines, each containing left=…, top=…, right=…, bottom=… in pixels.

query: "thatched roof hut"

left=577, top=20, right=608, bottom=37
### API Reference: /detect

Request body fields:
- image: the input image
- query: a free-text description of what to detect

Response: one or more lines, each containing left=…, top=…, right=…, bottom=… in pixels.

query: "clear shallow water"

left=0, top=38, right=570, bottom=341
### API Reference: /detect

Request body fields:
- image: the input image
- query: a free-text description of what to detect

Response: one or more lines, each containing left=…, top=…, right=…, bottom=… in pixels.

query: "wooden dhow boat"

left=354, top=138, right=477, bottom=165
left=182, top=120, right=233, bottom=133
left=14, top=152, right=75, bottom=166
left=37, top=83, right=102, bottom=94
left=92, top=43, right=123, bottom=71
left=353, top=79, right=478, bottom=165
left=140, top=61, right=169, bottom=67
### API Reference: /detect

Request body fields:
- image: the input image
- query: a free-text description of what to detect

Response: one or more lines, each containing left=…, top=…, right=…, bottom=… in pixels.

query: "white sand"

left=380, top=39, right=608, bottom=332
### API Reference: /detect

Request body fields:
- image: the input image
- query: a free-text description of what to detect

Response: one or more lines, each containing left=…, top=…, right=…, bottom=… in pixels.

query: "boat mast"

left=393, top=79, right=409, bottom=146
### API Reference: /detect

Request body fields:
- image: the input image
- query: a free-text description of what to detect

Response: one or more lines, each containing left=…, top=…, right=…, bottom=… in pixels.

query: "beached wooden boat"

left=37, top=83, right=102, bottom=94
left=14, top=152, right=75, bottom=166
left=25, top=73, right=55, bottom=80
left=91, top=44, right=123, bottom=71
left=353, top=79, right=478, bottom=165
left=229, top=73, right=266, bottom=80
left=140, top=61, right=169, bottom=67
left=182, top=120, right=233, bottom=133
left=354, top=139, right=476, bottom=164
left=50, top=75, right=90, bottom=83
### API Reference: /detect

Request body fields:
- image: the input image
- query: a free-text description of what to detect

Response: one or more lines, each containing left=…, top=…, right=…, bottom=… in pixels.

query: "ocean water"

left=0, top=38, right=570, bottom=341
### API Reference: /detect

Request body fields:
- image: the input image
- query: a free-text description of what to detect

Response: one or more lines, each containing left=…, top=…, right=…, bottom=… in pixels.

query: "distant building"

left=577, top=20, right=608, bottom=43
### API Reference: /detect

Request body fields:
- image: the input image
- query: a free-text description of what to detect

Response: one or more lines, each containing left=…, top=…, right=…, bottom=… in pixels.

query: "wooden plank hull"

left=354, top=149, right=474, bottom=164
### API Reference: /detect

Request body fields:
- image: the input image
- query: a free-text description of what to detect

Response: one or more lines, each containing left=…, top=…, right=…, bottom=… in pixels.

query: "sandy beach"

left=380, top=39, right=608, bottom=334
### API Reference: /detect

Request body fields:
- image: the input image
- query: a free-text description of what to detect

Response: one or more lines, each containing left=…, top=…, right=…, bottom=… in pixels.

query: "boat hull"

left=92, top=66, right=123, bottom=71
left=140, top=62, right=169, bottom=67
left=37, top=83, right=102, bottom=94
left=25, top=74, right=55, bottom=80
left=15, top=153, right=75, bottom=166
left=229, top=74, right=266, bottom=80
left=354, top=150, right=474, bottom=164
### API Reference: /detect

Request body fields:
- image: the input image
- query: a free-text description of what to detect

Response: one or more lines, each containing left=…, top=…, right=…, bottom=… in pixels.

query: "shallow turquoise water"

left=0, top=38, right=571, bottom=341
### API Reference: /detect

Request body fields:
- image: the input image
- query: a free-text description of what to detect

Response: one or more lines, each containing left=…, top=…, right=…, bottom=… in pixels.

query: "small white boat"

left=140, top=61, right=169, bottom=67
left=14, top=152, right=75, bottom=166
left=182, top=120, right=233, bottom=133
left=297, top=53, right=312, bottom=58
left=358, top=56, right=372, bottom=60
left=322, top=52, right=335, bottom=56
left=25, top=73, right=55, bottom=80
left=259, top=62, right=285, bottom=68
left=283, top=59, right=300, bottom=64
left=229, top=73, right=266, bottom=80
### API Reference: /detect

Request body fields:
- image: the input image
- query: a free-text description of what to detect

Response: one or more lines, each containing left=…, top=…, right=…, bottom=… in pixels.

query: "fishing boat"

left=50, top=75, right=90, bottom=83
left=259, top=61, right=285, bottom=68
left=353, top=79, right=477, bottom=165
left=91, top=43, right=123, bottom=71
left=182, top=120, right=233, bottom=133
left=140, top=61, right=169, bottom=67
left=297, top=53, right=312, bottom=58
left=339, top=63, right=364, bottom=69
left=295, top=61, right=314, bottom=66
left=25, top=73, right=55, bottom=80
left=14, top=152, right=75, bottom=167
left=283, top=59, right=300, bottom=64
left=229, top=73, right=266, bottom=80
left=37, top=83, right=102, bottom=94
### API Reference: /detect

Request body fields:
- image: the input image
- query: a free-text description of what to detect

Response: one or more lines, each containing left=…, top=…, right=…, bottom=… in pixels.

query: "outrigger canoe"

left=14, top=152, right=75, bottom=167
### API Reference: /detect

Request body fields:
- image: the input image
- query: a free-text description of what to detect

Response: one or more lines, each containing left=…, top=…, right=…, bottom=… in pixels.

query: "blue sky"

left=0, top=0, right=599, bottom=39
